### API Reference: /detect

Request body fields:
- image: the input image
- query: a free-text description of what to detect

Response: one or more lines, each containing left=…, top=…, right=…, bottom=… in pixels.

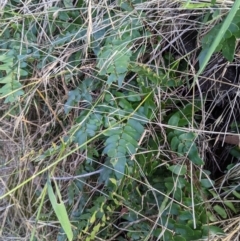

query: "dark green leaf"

left=168, top=164, right=187, bottom=175
left=178, top=118, right=189, bottom=126
left=206, top=211, right=218, bottom=222
left=118, top=98, right=132, bottom=110
left=105, top=135, right=120, bottom=145
left=124, top=125, right=141, bottom=139
left=232, top=190, right=240, bottom=199
left=177, top=143, right=185, bottom=155
left=173, top=187, right=182, bottom=201
left=203, top=225, right=224, bottom=237
left=0, top=81, right=24, bottom=103
left=230, top=146, right=240, bottom=158
left=118, top=1, right=134, bottom=11
left=187, top=230, right=202, bottom=240
left=116, top=64, right=128, bottom=74
left=224, top=29, right=232, bottom=39
left=64, top=89, right=81, bottom=114
left=165, top=182, right=174, bottom=193
left=201, top=178, right=214, bottom=188
left=127, top=92, right=141, bottom=102
left=233, top=10, right=240, bottom=24
left=107, top=73, right=117, bottom=85
left=187, top=144, right=204, bottom=165
left=63, top=0, right=74, bottom=7
left=110, top=155, right=126, bottom=179
left=173, top=130, right=185, bottom=136
left=107, top=147, right=126, bottom=157
left=117, top=73, right=126, bottom=87
left=168, top=113, right=180, bottom=126
left=128, top=119, right=144, bottom=135
left=86, top=124, right=98, bottom=134
left=175, top=223, right=194, bottom=236
left=176, top=177, right=186, bottom=189
left=228, top=22, right=239, bottom=36
left=168, top=203, right=181, bottom=215
left=122, top=133, right=138, bottom=146
left=58, top=11, right=69, bottom=21
left=178, top=132, right=196, bottom=141
left=233, top=28, right=240, bottom=38
left=224, top=201, right=237, bottom=213
left=213, top=205, right=227, bottom=219
left=75, top=131, right=87, bottom=146
left=179, top=211, right=192, bottom=221
left=125, top=142, right=136, bottom=155
left=199, top=212, right=208, bottom=223
left=170, top=136, right=179, bottom=151
left=104, top=127, right=123, bottom=136
left=222, top=36, right=236, bottom=62
left=99, top=163, right=115, bottom=184
left=198, top=48, right=209, bottom=69
left=162, top=230, right=173, bottom=241
left=173, top=236, right=186, bottom=241
left=103, top=143, right=123, bottom=156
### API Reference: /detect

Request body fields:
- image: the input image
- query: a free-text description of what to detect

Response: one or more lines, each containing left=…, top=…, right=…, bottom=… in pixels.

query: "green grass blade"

left=47, top=178, right=73, bottom=241
left=30, top=185, right=48, bottom=241
left=194, top=1, right=240, bottom=84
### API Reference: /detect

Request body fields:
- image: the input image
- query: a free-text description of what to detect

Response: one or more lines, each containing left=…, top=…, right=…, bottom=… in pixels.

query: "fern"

left=72, top=111, right=103, bottom=150
left=130, top=62, right=183, bottom=87
left=64, top=78, right=99, bottom=114
left=96, top=18, right=145, bottom=87
left=68, top=89, right=151, bottom=182
left=103, top=119, right=144, bottom=179
left=97, top=39, right=132, bottom=87
left=167, top=103, right=204, bottom=165
left=0, top=53, right=25, bottom=103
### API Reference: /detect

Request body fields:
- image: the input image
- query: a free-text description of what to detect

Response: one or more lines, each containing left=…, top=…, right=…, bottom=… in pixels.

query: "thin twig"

left=51, top=169, right=103, bottom=180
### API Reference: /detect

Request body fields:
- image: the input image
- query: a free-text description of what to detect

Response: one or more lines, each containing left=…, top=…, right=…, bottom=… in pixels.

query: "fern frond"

left=103, top=119, right=144, bottom=179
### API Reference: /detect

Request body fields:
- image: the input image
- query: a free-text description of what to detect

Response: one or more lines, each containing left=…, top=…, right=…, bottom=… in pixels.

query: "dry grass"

left=1, top=0, right=240, bottom=240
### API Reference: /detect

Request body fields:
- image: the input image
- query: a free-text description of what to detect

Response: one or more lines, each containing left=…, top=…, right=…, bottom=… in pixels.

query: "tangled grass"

left=1, top=0, right=240, bottom=240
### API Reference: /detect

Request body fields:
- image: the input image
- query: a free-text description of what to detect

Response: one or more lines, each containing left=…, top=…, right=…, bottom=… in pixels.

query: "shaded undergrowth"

left=1, top=0, right=240, bottom=241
